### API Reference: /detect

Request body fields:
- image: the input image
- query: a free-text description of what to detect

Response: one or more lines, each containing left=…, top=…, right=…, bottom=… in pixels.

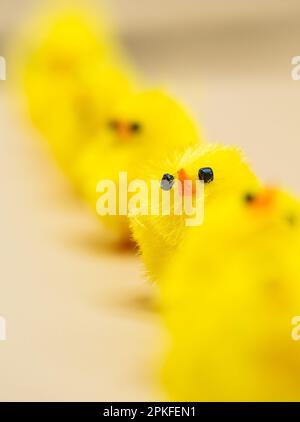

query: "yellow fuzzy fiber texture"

left=161, top=188, right=300, bottom=401
left=72, top=89, right=201, bottom=239
left=130, top=143, right=260, bottom=280
left=21, top=8, right=203, bottom=240
left=22, top=6, right=137, bottom=176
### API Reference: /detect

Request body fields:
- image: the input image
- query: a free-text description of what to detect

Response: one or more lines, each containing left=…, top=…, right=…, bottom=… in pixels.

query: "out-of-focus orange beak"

left=249, top=187, right=277, bottom=212
left=117, top=122, right=131, bottom=140
left=177, top=168, right=196, bottom=196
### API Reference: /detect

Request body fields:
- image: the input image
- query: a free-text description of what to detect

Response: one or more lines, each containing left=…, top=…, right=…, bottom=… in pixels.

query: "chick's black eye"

left=130, top=122, right=142, bottom=133
left=161, top=173, right=174, bottom=191
left=244, top=192, right=257, bottom=203
left=198, top=167, right=214, bottom=183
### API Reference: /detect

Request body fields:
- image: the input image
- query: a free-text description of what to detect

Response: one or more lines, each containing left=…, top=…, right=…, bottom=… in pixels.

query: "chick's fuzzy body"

left=130, top=144, right=260, bottom=280
left=161, top=190, right=300, bottom=401
left=22, top=9, right=137, bottom=176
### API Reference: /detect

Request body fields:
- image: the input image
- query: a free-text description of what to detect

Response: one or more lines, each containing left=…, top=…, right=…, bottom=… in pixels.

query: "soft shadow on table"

left=60, top=228, right=137, bottom=257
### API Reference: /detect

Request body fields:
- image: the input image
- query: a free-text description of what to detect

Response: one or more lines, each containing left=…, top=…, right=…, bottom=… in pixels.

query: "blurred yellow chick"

left=22, top=6, right=137, bottom=174
left=72, top=89, right=201, bottom=241
left=161, top=187, right=300, bottom=401
left=130, top=143, right=260, bottom=279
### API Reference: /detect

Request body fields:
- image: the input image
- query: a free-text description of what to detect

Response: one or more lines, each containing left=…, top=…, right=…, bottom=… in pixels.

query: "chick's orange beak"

left=248, top=187, right=277, bottom=212
left=117, top=122, right=131, bottom=140
left=177, top=168, right=196, bottom=196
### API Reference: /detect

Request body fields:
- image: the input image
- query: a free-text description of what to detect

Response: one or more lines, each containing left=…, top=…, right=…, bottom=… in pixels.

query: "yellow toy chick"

left=130, top=143, right=260, bottom=279
left=161, top=187, right=300, bottom=401
left=22, top=7, right=136, bottom=174
left=72, top=89, right=201, bottom=241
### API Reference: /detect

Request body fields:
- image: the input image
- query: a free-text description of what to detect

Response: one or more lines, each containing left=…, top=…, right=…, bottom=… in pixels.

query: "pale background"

left=0, top=0, right=300, bottom=401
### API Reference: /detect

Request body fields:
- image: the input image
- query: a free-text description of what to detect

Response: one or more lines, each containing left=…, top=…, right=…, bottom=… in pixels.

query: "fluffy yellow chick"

left=161, top=187, right=300, bottom=401
left=72, top=89, right=201, bottom=241
left=22, top=7, right=136, bottom=173
left=130, top=143, right=260, bottom=279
